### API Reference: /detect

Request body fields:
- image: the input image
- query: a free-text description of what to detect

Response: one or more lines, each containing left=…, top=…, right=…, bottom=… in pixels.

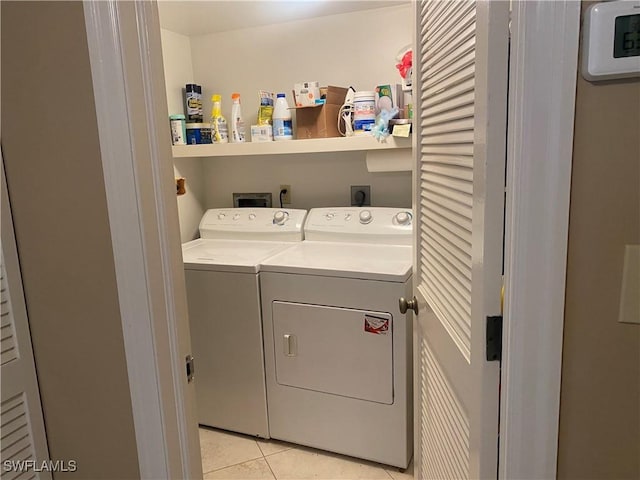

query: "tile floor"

left=199, top=427, right=414, bottom=480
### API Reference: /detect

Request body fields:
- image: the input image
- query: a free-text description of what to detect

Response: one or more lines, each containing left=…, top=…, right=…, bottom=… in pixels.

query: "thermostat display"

left=613, top=14, right=640, bottom=58
left=582, top=1, right=640, bottom=81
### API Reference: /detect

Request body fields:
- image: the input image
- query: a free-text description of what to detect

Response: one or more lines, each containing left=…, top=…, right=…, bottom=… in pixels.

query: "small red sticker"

left=364, top=315, right=389, bottom=335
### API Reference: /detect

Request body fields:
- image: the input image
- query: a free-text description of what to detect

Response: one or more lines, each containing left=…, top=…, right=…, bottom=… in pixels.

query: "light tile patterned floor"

left=200, top=427, right=414, bottom=480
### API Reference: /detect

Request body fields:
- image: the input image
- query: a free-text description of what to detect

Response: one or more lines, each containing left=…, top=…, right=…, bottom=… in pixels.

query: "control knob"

left=359, top=210, right=373, bottom=224
left=273, top=210, right=289, bottom=225
left=395, top=211, right=412, bottom=225
left=248, top=213, right=256, bottom=220
left=217, top=213, right=226, bottom=220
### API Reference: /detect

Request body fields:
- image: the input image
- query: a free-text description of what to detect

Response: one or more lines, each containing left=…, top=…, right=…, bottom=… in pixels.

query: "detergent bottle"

left=210, top=94, right=228, bottom=143
left=272, top=93, right=293, bottom=141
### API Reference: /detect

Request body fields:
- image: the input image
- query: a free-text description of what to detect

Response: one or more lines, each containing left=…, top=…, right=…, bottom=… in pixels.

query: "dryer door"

left=272, top=301, right=393, bottom=404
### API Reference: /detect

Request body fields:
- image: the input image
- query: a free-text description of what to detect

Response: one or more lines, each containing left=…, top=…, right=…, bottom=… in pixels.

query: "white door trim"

left=83, top=1, right=200, bottom=478
left=501, top=1, right=581, bottom=478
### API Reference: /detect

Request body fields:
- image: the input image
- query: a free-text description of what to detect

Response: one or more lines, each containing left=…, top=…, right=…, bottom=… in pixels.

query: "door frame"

left=83, top=1, right=201, bottom=478
left=500, top=1, right=580, bottom=478
left=82, top=0, right=580, bottom=478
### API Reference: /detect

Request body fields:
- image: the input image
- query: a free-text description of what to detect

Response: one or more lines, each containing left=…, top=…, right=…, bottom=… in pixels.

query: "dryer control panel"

left=199, top=208, right=307, bottom=241
left=304, top=207, right=413, bottom=245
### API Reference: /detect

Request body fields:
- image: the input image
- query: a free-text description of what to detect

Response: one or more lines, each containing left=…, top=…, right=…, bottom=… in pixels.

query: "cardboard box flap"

left=292, top=85, right=348, bottom=108
left=324, top=86, right=348, bottom=105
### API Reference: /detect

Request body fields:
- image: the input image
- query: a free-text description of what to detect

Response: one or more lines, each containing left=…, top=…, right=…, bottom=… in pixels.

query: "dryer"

left=260, top=207, right=413, bottom=468
left=183, top=208, right=307, bottom=438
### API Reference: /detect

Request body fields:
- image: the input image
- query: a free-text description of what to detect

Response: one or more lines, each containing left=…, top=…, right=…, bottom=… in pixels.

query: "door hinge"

left=186, top=354, right=195, bottom=383
left=486, top=316, right=503, bottom=362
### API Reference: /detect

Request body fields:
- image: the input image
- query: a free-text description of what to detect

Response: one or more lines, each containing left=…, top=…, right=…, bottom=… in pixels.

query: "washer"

left=260, top=207, right=413, bottom=468
left=183, top=208, right=307, bottom=438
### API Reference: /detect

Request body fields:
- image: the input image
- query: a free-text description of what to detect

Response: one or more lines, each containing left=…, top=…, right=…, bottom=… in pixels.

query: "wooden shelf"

left=171, top=135, right=411, bottom=158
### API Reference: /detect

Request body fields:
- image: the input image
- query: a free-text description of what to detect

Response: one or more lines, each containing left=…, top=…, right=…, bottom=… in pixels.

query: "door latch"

left=486, top=316, right=503, bottom=362
left=186, top=354, right=195, bottom=383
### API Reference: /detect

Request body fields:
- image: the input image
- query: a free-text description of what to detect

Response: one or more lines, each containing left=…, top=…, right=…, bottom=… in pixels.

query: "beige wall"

left=557, top=2, right=640, bottom=478
left=1, top=2, right=140, bottom=478
left=202, top=151, right=412, bottom=210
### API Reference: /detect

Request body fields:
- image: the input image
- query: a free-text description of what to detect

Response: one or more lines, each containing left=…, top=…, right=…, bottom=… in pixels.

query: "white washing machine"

left=182, top=208, right=307, bottom=438
left=260, top=207, right=413, bottom=468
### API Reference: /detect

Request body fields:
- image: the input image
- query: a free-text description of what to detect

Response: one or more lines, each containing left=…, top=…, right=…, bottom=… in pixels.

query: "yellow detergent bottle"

left=210, top=94, right=228, bottom=143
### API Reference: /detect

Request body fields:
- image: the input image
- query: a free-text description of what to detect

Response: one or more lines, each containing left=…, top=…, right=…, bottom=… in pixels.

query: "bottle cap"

left=231, top=93, right=241, bottom=101
left=276, top=93, right=286, bottom=98
left=212, top=94, right=221, bottom=102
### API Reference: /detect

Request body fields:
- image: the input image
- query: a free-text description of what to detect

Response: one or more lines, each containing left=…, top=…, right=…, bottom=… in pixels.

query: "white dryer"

left=260, top=207, right=413, bottom=468
left=183, top=208, right=307, bottom=438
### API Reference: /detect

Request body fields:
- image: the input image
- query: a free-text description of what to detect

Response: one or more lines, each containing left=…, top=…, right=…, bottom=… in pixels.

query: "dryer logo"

left=364, top=315, right=389, bottom=335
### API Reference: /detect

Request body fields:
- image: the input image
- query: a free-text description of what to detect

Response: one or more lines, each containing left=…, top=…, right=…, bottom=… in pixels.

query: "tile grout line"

left=256, top=439, right=294, bottom=458
left=256, top=439, right=271, bottom=459
left=202, top=438, right=288, bottom=478
left=258, top=441, right=292, bottom=480
left=202, top=454, right=264, bottom=476
left=263, top=453, right=278, bottom=480
left=384, top=468, right=397, bottom=480
left=253, top=438, right=278, bottom=480
left=262, top=447, right=293, bottom=458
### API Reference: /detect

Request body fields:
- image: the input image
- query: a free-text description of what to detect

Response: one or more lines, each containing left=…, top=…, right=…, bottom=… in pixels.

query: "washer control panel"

left=305, top=207, right=413, bottom=245
left=199, top=208, right=307, bottom=241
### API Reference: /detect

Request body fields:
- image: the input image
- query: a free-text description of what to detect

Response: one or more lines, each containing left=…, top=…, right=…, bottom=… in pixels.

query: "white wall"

left=160, top=28, right=206, bottom=241
left=190, top=5, right=412, bottom=127
left=162, top=4, right=413, bottom=234
left=161, top=28, right=195, bottom=116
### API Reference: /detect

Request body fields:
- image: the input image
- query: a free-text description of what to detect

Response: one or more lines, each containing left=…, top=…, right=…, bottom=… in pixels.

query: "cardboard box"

left=294, top=86, right=348, bottom=139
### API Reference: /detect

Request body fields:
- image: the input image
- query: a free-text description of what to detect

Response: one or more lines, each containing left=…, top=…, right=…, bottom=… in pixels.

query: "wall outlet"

left=279, top=185, right=291, bottom=204
left=350, top=185, right=371, bottom=206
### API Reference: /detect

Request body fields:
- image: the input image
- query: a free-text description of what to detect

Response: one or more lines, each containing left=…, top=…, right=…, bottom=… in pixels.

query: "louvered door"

left=1, top=152, right=50, bottom=479
left=411, top=1, right=509, bottom=478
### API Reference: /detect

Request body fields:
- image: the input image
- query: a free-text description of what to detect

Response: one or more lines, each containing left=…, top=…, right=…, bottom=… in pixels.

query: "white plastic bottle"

left=272, top=93, right=293, bottom=141
left=230, top=92, right=246, bottom=143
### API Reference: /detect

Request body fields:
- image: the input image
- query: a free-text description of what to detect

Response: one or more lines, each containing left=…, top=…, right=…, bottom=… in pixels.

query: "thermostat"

left=582, top=0, right=640, bottom=81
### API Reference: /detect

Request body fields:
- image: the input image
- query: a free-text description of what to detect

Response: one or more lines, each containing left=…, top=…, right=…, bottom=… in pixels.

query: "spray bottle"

left=210, top=94, right=229, bottom=143
left=230, top=93, right=246, bottom=143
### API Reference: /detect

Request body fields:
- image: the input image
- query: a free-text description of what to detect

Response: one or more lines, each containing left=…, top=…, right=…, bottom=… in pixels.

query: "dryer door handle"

left=283, top=334, right=297, bottom=357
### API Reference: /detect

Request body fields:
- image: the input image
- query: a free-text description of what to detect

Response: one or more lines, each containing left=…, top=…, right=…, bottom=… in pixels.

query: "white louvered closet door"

left=1, top=151, right=51, bottom=480
left=411, top=1, right=509, bottom=478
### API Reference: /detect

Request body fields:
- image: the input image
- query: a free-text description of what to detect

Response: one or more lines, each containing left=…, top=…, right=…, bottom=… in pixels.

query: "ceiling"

left=157, top=0, right=408, bottom=36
